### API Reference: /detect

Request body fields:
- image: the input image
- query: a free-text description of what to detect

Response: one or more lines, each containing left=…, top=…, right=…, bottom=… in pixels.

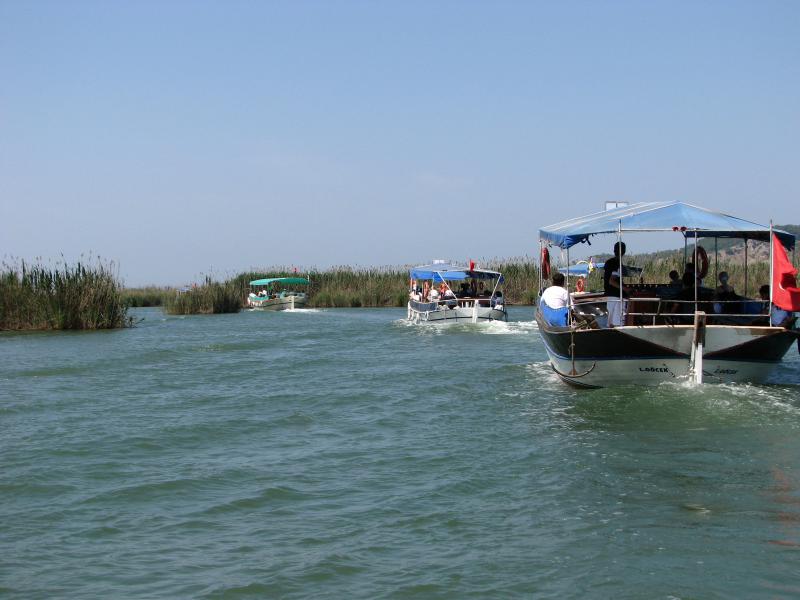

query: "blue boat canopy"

left=557, top=262, right=605, bottom=276
left=539, top=202, right=795, bottom=250
left=410, top=263, right=504, bottom=282
left=249, top=277, right=309, bottom=286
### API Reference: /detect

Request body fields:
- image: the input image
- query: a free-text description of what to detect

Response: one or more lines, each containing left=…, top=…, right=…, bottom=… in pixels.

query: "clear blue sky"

left=1, top=1, right=798, bottom=285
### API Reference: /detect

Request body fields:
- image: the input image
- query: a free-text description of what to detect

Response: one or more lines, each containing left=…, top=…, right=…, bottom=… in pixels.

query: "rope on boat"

left=551, top=321, right=596, bottom=379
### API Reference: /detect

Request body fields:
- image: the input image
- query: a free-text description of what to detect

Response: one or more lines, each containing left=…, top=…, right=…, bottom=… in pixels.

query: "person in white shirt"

left=541, top=273, right=569, bottom=309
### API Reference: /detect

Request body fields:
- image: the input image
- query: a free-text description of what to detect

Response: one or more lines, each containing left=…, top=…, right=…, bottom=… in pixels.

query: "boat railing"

left=570, top=297, right=769, bottom=326
left=410, top=296, right=503, bottom=309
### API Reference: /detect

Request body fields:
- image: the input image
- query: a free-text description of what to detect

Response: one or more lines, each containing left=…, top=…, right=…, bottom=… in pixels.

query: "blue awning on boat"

left=410, top=263, right=504, bottom=282
left=539, top=202, right=795, bottom=250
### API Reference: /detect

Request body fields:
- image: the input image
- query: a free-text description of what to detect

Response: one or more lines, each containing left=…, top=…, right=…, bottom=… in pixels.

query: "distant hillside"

left=627, top=224, right=800, bottom=264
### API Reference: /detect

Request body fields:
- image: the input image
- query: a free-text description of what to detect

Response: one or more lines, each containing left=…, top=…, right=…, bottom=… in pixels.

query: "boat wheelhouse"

left=247, top=277, right=310, bottom=310
left=536, top=202, right=799, bottom=387
left=407, top=261, right=507, bottom=324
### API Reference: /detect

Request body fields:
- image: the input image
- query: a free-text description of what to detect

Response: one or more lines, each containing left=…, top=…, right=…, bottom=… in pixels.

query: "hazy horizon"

left=2, top=2, right=798, bottom=285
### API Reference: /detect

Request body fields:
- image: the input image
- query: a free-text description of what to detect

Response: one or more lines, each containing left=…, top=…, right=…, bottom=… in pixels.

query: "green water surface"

left=2, top=307, right=800, bottom=598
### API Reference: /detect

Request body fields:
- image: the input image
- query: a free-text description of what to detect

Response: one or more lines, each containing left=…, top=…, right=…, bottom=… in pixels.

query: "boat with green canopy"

left=247, top=277, right=310, bottom=310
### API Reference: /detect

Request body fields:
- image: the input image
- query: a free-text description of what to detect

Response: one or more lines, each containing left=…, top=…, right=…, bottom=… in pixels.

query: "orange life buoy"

left=575, top=277, right=585, bottom=293
left=540, top=247, right=551, bottom=280
left=693, top=246, right=709, bottom=279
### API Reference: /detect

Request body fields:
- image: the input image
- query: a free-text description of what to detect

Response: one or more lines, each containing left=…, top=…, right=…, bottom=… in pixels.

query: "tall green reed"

left=163, top=277, right=245, bottom=315
left=122, top=286, right=171, bottom=307
left=0, top=259, right=132, bottom=330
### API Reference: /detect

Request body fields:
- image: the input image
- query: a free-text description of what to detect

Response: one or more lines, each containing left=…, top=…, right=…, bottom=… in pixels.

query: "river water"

left=2, top=307, right=800, bottom=598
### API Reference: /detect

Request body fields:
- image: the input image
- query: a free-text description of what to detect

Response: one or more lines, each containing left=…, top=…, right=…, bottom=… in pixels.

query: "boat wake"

left=392, top=318, right=538, bottom=335
left=482, top=320, right=538, bottom=335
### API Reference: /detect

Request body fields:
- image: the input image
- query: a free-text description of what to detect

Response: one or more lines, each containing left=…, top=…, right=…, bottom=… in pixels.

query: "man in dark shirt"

left=603, top=242, right=629, bottom=297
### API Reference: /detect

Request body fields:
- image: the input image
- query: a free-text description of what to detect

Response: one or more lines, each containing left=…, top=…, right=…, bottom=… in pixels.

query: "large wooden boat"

left=536, top=202, right=799, bottom=387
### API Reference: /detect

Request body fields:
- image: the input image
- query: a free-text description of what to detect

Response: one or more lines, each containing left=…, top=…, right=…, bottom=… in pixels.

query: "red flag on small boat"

left=469, top=259, right=475, bottom=271
left=772, top=235, right=800, bottom=311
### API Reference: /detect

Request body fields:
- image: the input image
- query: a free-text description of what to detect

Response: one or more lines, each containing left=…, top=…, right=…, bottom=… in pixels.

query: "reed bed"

left=249, top=255, right=787, bottom=308
left=163, top=277, right=245, bottom=315
left=0, top=260, right=132, bottom=330
left=237, top=268, right=409, bottom=308
left=122, top=286, right=172, bottom=307
left=168, top=250, right=796, bottom=316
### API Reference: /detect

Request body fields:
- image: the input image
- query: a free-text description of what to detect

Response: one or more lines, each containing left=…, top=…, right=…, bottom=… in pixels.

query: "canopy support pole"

left=744, top=239, right=749, bottom=298
left=714, top=238, right=718, bottom=285
left=683, top=237, right=688, bottom=270
left=538, top=240, right=543, bottom=296
left=769, top=222, right=774, bottom=327
left=618, top=220, right=624, bottom=326
left=694, top=230, right=698, bottom=314
left=690, top=311, right=706, bottom=384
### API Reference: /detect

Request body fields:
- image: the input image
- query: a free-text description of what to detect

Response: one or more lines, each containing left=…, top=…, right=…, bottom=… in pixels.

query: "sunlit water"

left=2, top=307, right=800, bottom=598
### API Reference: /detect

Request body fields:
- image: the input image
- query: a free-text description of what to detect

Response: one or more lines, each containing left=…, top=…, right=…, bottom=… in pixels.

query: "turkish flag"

left=772, top=235, right=800, bottom=311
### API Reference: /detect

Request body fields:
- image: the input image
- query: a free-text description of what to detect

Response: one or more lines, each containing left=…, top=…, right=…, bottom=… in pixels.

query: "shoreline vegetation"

left=4, top=249, right=792, bottom=326
left=130, top=251, right=792, bottom=316
left=0, top=260, right=132, bottom=330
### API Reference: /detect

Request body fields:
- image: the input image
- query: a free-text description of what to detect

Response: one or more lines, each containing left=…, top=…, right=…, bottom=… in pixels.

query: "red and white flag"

left=772, top=235, right=800, bottom=311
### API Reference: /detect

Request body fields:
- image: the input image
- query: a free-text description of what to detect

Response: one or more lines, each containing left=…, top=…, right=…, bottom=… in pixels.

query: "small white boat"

left=407, top=261, right=507, bottom=324
left=247, top=277, right=310, bottom=311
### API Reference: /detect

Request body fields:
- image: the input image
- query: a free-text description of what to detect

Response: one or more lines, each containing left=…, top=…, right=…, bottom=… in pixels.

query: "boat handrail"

left=567, top=296, right=770, bottom=326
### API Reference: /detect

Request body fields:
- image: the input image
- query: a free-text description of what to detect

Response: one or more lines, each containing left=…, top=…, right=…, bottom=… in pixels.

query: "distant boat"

left=407, top=261, right=507, bottom=324
left=557, top=260, right=605, bottom=277
left=247, top=277, right=309, bottom=311
left=536, top=201, right=799, bottom=387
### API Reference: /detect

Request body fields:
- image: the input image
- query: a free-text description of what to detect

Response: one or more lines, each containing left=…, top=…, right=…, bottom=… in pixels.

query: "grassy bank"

left=163, top=277, right=245, bottom=315
left=0, top=261, right=132, bottom=330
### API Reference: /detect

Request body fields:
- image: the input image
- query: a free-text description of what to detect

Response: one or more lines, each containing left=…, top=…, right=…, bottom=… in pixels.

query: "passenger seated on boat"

left=542, top=273, right=569, bottom=309
left=713, top=273, right=741, bottom=316
left=491, top=291, right=504, bottom=309
left=429, top=288, right=440, bottom=302
left=669, top=270, right=681, bottom=287
left=540, top=273, right=569, bottom=327
left=668, top=272, right=700, bottom=323
left=716, top=271, right=734, bottom=296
